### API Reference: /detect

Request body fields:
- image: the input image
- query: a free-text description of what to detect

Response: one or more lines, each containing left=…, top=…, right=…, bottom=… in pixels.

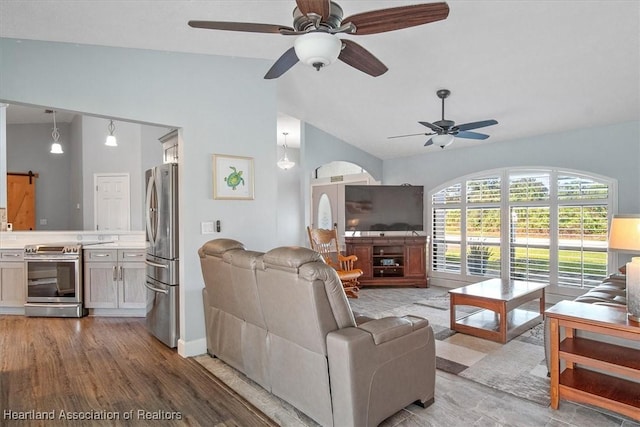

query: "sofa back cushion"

left=258, top=246, right=356, bottom=354
left=226, top=249, right=267, bottom=328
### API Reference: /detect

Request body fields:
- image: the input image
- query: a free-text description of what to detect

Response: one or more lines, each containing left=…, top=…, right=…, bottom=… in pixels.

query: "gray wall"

left=303, top=123, right=383, bottom=181
left=6, top=122, right=74, bottom=229
left=69, top=115, right=84, bottom=229
left=276, top=146, right=303, bottom=247
left=384, top=121, right=640, bottom=214
left=81, top=116, right=144, bottom=230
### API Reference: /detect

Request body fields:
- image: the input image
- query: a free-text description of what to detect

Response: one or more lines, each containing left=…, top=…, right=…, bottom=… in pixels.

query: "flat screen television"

left=344, top=185, right=424, bottom=233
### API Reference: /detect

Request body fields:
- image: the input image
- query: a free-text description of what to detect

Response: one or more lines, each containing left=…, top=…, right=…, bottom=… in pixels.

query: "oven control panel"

left=24, top=244, right=82, bottom=256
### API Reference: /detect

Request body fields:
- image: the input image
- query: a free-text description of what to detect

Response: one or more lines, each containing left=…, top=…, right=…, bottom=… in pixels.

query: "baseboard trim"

left=178, top=336, right=207, bottom=357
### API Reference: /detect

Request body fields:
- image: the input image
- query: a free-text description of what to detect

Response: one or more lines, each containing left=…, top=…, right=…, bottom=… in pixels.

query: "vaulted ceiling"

left=1, top=1, right=638, bottom=159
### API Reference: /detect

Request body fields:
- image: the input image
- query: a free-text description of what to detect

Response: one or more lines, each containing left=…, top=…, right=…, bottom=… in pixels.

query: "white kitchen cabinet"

left=0, top=249, right=25, bottom=307
left=84, top=249, right=146, bottom=312
left=159, top=129, right=178, bottom=164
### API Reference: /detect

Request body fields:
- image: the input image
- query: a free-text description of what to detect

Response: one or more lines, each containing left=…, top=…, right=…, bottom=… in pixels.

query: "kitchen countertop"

left=0, top=231, right=146, bottom=250
left=0, top=241, right=147, bottom=250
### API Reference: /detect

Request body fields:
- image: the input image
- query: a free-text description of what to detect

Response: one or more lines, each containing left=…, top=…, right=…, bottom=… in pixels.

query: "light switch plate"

left=201, top=221, right=215, bottom=234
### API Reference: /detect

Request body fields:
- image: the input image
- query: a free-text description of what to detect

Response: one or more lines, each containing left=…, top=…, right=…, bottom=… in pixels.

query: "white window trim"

left=427, top=166, right=617, bottom=299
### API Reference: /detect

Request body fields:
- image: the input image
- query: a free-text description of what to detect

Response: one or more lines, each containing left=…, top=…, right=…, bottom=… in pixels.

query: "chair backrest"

left=307, top=226, right=340, bottom=266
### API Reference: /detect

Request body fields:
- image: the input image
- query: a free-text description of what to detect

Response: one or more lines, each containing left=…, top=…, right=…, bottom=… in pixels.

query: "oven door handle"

left=144, top=282, right=169, bottom=295
left=145, top=260, right=169, bottom=269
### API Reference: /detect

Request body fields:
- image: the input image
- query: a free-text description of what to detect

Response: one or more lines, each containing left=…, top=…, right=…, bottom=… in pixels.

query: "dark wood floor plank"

left=0, top=316, right=276, bottom=427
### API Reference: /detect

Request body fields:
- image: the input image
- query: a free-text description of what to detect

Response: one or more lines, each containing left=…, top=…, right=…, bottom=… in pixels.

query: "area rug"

left=353, top=292, right=551, bottom=407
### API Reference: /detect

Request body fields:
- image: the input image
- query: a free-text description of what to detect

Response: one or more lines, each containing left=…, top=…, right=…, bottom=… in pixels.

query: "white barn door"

left=94, top=173, right=131, bottom=231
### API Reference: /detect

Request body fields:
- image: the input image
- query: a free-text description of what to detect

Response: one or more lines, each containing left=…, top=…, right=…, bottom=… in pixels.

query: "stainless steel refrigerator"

left=144, top=163, right=179, bottom=348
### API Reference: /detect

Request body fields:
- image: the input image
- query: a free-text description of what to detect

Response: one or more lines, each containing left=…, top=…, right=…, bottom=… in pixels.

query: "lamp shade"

left=277, top=156, right=295, bottom=170
left=608, top=214, right=640, bottom=322
left=608, top=214, right=640, bottom=252
left=50, top=142, right=63, bottom=154
left=294, top=32, right=342, bottom=70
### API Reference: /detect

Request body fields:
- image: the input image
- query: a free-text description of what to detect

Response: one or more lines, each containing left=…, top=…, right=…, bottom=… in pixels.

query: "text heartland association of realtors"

left=3, top=409, right=183, bottom=421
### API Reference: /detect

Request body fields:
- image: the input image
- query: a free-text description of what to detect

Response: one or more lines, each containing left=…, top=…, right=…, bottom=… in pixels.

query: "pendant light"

left=50, top=110, right=63, bottom=154
left=105, top=120, right=117, bottom=147
left=277, top=132, right=295, bottom=170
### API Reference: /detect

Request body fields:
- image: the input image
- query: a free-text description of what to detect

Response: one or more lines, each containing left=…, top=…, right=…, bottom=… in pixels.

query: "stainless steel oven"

left=24, top=243, right=87, bottom=317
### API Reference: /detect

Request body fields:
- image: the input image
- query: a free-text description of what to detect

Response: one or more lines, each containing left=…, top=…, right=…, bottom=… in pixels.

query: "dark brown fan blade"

left=455, top=119, right=498, bottom=132
left=296, top=0, right=331, bottom=20
left=338, top=39, right=388, bottom=77
left=264, top=47, right=299, bottom=79
left=455, top=130, right=490, bottom=140
left=419, top=121, right=444, bottom=132
left=388, top=132, right=429, bottom=139
left=188, top=21, right=295, bottom=34
left=342, top=2, right=449, bottom=35
left=424, top=139, right=434, bottom=147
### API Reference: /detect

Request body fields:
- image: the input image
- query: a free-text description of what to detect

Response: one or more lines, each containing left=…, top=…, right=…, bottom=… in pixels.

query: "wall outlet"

left=201, top=221, right=215, bottom=234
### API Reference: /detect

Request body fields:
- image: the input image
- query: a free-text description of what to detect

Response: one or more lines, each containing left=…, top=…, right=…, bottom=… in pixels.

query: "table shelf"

left=547, top=301, right=640, bottom=421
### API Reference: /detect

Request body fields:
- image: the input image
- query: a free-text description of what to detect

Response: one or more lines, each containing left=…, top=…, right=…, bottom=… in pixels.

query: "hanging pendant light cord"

left=52, top=111, right=60, bottom=142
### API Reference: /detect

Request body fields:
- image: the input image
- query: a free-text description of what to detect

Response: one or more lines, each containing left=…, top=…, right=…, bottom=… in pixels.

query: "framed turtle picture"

left=213, top=154, right=255, bottom=200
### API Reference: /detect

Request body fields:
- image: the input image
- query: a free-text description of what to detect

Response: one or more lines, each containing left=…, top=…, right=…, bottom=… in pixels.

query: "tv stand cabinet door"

left=348, top=244, right=372, bottom=279
left=404, top=243, right=426, bottom=278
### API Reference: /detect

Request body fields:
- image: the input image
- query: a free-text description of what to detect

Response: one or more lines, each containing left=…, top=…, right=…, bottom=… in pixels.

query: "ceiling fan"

left=188, top=1, right=449, bottom=79
left=389, top=89, right=498, bottom=148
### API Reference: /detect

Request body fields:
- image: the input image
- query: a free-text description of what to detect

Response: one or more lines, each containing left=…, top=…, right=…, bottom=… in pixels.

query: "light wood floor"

left=0, top=315, right=276, bottom=427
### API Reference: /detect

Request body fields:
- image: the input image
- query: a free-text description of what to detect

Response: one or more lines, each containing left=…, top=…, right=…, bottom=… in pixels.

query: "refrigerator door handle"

left=145, top=260, right=169, bottom=269
left=145, top=174, right=158, bottom=247
left=144, top=281, right=169, bottom=295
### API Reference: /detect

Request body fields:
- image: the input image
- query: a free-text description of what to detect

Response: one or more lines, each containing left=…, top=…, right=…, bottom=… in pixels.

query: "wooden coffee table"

left=449, top=278, right=548, bottom=343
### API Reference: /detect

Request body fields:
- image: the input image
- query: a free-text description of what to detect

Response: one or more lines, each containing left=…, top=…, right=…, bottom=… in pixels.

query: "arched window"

left=430, top=168, right=615, bottom=292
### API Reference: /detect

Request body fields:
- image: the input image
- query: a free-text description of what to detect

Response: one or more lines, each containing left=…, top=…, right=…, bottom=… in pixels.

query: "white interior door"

left=311, top=176, right=374, bottom=246
left=311, top=184, right=337, bottom=231
left=94, top=173, right=131, bottom=231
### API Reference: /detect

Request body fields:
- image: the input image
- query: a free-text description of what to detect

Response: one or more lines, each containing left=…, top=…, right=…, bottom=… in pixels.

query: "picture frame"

left=213, top=154, right=255, bottom=200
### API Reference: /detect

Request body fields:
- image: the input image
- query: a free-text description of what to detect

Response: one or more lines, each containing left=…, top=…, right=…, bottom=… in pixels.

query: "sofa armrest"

left=326, top=317, right=435, bottom=427
left=357, top=316, right=429, bottom=344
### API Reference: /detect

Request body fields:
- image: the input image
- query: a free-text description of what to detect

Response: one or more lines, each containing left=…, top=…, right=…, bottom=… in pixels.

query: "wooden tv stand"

left=345, top=235, right=427, bottom=287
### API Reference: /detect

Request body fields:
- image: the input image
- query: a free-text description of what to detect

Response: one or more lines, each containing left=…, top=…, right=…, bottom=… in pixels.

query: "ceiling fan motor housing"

left=434, top=119, right=455, bottom=131
left=292, top=2, right=344, bottom=32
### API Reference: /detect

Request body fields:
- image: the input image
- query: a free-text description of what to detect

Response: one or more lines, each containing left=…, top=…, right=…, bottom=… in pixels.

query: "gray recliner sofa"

left=198, top=238, right=436, bottom=427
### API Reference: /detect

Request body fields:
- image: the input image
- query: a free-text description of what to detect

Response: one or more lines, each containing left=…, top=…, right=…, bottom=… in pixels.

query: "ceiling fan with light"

left=188, top=0, right=449, bottom=79
left=389, top=89, right=498, bottom=148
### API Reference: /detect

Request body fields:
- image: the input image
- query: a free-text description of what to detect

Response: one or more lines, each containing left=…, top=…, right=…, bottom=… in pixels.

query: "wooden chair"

left=307, top=226, right=363, bottom=298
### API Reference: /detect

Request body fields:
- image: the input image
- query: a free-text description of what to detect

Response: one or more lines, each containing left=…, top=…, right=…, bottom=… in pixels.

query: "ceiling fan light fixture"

left=432, top=134, right=454, bottom=148
left=294, top=32, right=342, bottom=71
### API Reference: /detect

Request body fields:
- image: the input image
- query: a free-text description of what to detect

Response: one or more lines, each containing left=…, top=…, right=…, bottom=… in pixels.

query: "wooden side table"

left=546, top=300, right=640, bottom=421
